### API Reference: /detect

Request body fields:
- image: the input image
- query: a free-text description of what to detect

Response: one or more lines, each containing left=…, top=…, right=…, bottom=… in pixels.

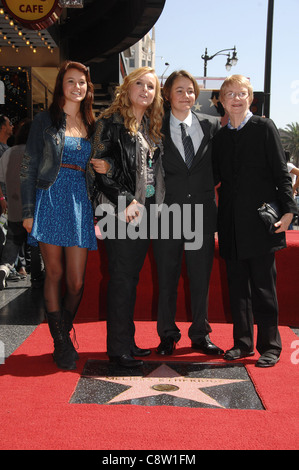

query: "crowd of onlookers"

left=0, top=114, right=44, bottom=291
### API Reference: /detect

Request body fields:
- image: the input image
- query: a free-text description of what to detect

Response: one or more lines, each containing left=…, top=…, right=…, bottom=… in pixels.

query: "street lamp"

left=161, top=62, right=170, bottom=86
left=264, top=0, right=274, bottom=118
left=201, top=46, right=238, bottom=84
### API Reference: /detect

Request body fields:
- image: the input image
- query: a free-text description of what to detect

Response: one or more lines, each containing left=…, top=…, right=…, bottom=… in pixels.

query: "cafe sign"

left=2, top=0, right=62, bottom=30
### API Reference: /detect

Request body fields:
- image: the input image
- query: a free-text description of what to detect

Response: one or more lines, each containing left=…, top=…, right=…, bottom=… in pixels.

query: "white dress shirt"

left=170, top=111, right=204, bottom=162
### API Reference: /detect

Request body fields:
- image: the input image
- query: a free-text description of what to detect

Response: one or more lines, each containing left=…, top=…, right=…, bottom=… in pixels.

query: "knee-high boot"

left=47, top=311, right=77, bottom=370
left=62, top=309, right=79, bottom=361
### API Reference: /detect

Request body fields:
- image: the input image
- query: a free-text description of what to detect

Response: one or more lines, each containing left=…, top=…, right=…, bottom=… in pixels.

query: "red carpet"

left=0, top=322, right=298, bottom=450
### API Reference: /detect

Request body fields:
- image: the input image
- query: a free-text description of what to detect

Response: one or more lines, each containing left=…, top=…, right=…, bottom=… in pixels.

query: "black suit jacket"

left=212, top=115, right=298, bottom=260
left=161, top=110, right=221, bottom=235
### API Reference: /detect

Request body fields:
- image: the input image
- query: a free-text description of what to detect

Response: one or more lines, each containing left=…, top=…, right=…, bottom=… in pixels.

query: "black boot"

left=47, top=311, right=76, bottom=370
left=62, top=309, right=79, bottom=361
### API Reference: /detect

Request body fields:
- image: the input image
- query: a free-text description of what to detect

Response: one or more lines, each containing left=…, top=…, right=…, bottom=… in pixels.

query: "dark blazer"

left=162, top=110, right=220, bottom=235
left=212, top=115, right=298, bottom=260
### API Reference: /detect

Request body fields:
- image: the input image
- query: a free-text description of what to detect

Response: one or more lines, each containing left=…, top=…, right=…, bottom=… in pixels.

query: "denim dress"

left=28, top=136, right=97, bottom=250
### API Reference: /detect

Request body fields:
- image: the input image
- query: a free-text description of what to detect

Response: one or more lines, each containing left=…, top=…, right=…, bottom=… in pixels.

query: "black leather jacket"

left=90, top=113, right=165, bottom=210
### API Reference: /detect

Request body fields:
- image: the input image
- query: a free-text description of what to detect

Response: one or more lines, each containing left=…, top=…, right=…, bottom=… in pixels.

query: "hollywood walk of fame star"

left=193, top=102, right=202, bottom=112
left=209, top=95, right=220, bottom=108
left=91, top=364, right=247, bottom=408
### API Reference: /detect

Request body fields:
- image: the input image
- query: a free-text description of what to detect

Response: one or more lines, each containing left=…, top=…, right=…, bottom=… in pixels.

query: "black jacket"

left=212, top=115, right=298, bottom=260
left=91, top=113, right=164, bottom=209
left=162, top=110, right=220, bottom=235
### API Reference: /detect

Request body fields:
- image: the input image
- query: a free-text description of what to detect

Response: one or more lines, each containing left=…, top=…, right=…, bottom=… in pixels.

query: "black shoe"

left=7, top=268, right=21, bottom=282
left=191, top=337, right=224, bottom=355
left=156, top=336, right=176, bottom=356
left=109, top=354, right=144, bottom=368
left=224, top=347, right=255, bottom=360
left=256, top=352, right=280, bottom=368
left=62, top=309, right=79, bottom=361
left=131, top=345, right=151, bottom=357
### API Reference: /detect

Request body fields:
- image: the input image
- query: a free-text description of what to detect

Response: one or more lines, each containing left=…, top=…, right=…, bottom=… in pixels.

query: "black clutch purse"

left=257, top=202, right=282, bottom=234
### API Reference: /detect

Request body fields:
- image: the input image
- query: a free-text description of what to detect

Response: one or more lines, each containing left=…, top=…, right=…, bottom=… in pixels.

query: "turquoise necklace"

left=140, top=125, right=157, bottom=168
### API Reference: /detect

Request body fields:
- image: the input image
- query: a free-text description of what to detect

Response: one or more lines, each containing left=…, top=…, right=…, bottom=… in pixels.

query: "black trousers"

left=153, top=233, right=215, bottom=343
left=225, top=252, right=282, bottom=356
left=103, top=199, right=154, bottom=357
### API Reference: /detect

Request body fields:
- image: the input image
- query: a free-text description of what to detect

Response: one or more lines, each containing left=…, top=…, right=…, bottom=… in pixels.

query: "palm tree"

left=280, top=122, right=299, bottom=167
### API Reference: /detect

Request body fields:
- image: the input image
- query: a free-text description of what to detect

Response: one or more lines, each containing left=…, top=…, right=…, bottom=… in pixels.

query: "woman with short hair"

left=213, top=74, right=298, bottom=367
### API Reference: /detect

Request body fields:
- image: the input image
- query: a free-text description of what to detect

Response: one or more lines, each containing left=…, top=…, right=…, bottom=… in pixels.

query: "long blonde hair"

left=100, top=67, right=164, bottom=143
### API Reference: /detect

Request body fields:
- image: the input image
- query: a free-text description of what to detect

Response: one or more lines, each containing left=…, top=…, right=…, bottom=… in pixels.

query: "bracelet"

left=0, top=197, right=5, bottom=201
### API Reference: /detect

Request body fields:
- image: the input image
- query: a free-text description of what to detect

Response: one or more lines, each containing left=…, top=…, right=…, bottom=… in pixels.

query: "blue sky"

left=154, top=0, right=299, bottom=129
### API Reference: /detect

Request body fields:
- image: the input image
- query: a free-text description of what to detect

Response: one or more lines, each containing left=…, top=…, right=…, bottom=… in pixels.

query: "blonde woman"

left=91, top=67, right=165, bottom=368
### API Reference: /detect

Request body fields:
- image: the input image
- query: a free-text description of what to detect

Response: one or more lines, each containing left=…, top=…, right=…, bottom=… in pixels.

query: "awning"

left=0, top=0, right=166, bottom=66
left=60, top=0, right=166, bottom=64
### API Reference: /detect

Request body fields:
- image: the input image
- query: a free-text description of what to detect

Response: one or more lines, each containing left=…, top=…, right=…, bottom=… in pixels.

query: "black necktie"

left=180, top=123, right=195, bottom=169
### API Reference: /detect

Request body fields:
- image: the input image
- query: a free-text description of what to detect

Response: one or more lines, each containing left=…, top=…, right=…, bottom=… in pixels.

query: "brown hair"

left=100, top=67, right=164, bottom=143
left=49, top=60, right=95, bottom=138
left=162, top=70, right=200, bottom=109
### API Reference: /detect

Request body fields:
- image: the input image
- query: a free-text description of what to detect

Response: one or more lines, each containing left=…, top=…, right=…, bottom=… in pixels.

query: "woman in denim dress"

left=21, top=61, right=108, bottom=370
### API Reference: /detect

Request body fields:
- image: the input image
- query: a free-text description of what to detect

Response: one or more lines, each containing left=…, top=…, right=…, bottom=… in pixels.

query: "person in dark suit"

left=154, top=70, right=224, bottom=356
left=212, top=75, right=298, bottom=367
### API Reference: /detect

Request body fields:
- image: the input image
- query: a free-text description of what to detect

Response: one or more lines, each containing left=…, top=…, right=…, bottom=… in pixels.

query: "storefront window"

left=0, top=66, right=56, bottom=128
left=32, top=71, right=53, bottom=115
left=31, top=68, right=57, bottom=116
left=0, top=66, right=29, bottom=126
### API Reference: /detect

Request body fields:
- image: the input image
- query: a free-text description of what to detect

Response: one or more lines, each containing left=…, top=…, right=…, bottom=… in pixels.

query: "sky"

left=153, top=0, right=299, bottom=130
